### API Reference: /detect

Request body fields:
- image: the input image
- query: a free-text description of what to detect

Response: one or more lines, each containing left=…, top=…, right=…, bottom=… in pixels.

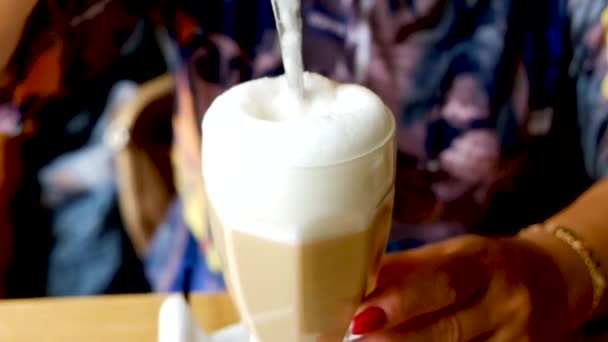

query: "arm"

left=352, top=194, right=607, bottom=341
left=519, top=179, right=608, bottom=325
left=353, top=182, right=608, bottom=340
left=521, top=6, right=608, bottom=326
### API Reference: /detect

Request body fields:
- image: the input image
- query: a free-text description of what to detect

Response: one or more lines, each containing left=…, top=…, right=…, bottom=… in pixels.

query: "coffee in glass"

left=202, top=72, right=396, bottom=341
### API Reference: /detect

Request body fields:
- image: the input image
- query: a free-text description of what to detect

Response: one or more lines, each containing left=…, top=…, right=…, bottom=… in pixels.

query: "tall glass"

left=201, top=76, right=396, bottom=342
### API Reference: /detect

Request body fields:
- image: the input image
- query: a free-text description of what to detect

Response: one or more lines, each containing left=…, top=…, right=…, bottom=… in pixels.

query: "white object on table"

left=158, top=294, right=248, bottom=342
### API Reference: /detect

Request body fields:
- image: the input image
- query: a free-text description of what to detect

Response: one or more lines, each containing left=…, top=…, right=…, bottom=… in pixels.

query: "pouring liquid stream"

left=271, top=0, right=305, bottom=100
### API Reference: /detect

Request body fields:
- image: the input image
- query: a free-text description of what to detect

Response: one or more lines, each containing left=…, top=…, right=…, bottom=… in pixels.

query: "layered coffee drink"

left=202, top=72, right=396, bottom=341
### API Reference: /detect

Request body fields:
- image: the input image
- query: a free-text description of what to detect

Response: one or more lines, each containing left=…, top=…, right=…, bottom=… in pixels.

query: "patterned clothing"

left=570, top=1, right=608, bottom=179
left=158, top=0, right=546, bottom=289
left=0, top=0, right=604, bottom=294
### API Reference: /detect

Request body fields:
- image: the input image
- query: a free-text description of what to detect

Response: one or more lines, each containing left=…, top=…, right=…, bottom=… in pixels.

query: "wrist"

left=517, top=226, right=595, bottom=329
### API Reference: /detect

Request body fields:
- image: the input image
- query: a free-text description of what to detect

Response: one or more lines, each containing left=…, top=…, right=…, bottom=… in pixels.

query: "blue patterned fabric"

left=1, top=0, right=604, bottom=296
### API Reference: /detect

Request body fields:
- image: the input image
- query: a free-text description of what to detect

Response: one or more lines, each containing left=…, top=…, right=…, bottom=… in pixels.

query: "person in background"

left=154, top=0, right=570, bottom=289
left=147, top=4, right=608, bottom=341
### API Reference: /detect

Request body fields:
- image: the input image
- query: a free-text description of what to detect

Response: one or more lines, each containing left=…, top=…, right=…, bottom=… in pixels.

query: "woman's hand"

left=352, top=235, right=581, bottom=341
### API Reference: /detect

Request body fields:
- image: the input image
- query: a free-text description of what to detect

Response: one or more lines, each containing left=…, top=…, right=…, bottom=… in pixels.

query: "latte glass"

left=201, top=75, right=396, bottom=342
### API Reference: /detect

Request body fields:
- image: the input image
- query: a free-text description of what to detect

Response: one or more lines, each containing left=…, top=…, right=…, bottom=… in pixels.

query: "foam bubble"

left=202, top=73, right=396, bottom=243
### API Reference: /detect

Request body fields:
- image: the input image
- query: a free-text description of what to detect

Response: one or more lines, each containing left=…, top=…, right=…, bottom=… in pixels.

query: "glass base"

left=344, top=334, right=363, bottom=341
left=245, top=333, right=362, bottom=341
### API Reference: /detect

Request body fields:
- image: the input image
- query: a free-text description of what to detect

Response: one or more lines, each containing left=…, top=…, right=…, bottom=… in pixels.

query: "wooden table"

left=0, top=293, right=605, bottom=341
left=0, top=293, right=239, bottom=342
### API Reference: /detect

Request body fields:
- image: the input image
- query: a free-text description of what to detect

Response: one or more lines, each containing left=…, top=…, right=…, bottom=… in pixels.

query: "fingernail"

left=351, top=307, right=387, bottom=334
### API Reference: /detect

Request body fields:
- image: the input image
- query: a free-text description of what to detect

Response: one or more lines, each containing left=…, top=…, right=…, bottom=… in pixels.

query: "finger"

left=354, top=270, right=456, bottom=334
left=358, top=305, right=497, bottom=342
left=373, top=238, right=484, bottom=288
left=354, top=238, right=492, bottom=334
left=488, top=330, right=530, bottom=342
left=487, top=297, right=531, bottom=342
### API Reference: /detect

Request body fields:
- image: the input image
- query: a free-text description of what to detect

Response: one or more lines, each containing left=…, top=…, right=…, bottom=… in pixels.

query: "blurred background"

left=0, top=0, right=601, bottom=300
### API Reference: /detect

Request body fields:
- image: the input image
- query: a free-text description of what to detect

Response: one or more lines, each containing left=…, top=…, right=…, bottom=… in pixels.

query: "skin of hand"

left=351, top=234, right=585, bottom=342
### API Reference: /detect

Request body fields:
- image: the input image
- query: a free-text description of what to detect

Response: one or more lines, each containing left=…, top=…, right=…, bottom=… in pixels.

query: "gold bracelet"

left=527, top=223, right=607, bottom=321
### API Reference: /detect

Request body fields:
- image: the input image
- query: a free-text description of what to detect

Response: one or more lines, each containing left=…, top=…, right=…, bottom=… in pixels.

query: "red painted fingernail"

left=351, top=307, right=387, bottom=334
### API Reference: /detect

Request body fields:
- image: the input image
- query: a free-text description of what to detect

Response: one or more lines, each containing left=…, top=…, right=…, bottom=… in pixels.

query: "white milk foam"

left=202, top=73, right=396, bottom=244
